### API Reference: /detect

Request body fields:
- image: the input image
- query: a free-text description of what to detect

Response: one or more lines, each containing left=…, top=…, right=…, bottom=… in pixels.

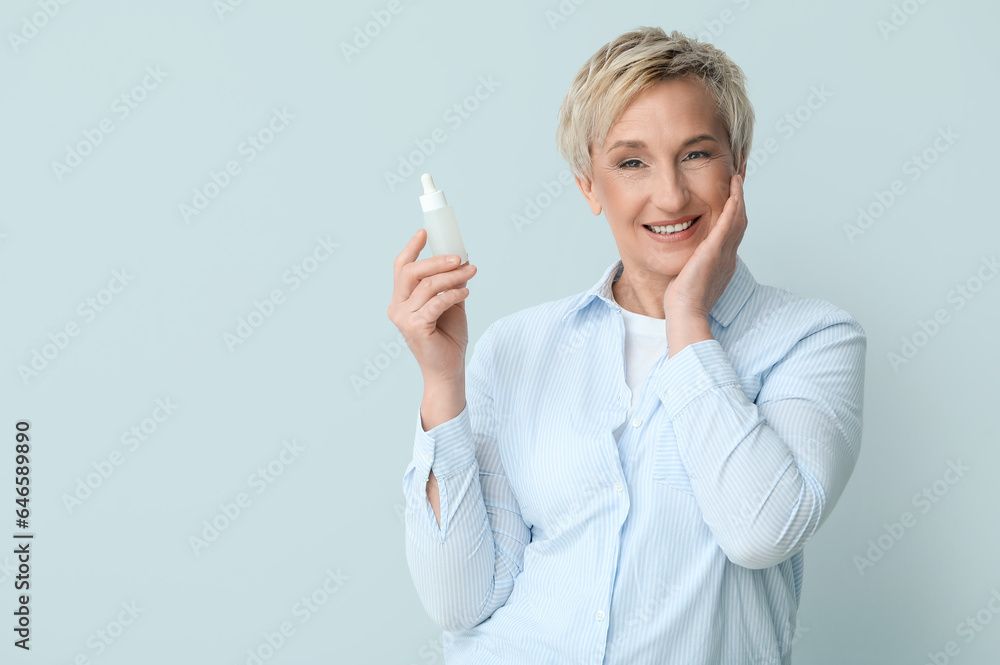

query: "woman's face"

left=576, top=77, right=746, bottom=283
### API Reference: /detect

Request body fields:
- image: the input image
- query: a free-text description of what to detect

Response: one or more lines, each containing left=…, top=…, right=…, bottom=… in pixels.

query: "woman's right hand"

left=387, top=228, right=477, bottom=385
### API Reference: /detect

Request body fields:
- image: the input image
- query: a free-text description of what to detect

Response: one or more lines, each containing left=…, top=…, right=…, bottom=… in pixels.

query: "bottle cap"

left=419, top=173, right=448, bottom=212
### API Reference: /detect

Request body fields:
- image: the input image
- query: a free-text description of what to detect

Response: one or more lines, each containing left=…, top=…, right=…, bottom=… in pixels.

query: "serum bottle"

left=419, top=173, right=468, bottom=265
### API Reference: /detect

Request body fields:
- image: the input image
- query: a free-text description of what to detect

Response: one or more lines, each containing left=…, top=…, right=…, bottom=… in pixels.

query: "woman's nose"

left=649, top=168, right=690, bottom=213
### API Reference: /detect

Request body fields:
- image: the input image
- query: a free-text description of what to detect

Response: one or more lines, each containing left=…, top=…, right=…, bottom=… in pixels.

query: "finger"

left=409, top=264, right=476, bottom=310
left=392, top=229, right=427, bottom=281
left=391, top=230, right=429, bottom=305
left=703, top=175, right=738, bottom=254
left=717, top=174, right=743, bottom=255
left=392, top=234, right=464, bottom=303
left=736, top=175, right=748, bottom=242
left=414, top=287, right=470, bottom=326
left=729, top=174, right=748, bottom=252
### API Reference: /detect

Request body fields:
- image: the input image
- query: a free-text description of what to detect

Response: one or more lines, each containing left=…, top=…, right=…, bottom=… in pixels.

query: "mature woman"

left=387, top=26, right=866, bottom=664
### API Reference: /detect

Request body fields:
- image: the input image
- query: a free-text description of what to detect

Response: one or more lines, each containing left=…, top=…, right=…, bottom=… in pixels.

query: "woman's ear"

left=575, top=174, right=602, bottom=215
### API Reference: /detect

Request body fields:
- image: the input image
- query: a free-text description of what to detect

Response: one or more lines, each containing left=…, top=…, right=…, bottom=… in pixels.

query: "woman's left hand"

left=663, top=173, right=747, bottom=321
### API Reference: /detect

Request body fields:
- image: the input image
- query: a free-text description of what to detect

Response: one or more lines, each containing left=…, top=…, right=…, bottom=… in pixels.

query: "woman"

left=387, top=26, right=866, bottom=664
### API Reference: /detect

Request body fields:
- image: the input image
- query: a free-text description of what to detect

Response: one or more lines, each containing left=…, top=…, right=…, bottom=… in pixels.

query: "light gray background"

left=2, top=0, right=998, bottom=663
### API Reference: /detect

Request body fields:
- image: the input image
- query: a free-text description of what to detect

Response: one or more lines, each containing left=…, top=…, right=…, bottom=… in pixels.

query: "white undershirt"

left=611, top=293, right=667, bottom=443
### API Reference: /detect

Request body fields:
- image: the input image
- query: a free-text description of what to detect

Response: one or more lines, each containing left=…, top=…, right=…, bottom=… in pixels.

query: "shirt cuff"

left=412, top=401, right=477, bottom=481
left=654, top=339, right=741, bottom=417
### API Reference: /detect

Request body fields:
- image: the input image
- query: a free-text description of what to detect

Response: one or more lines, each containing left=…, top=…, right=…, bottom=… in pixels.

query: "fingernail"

left=447, top=255, right=460, bottom=264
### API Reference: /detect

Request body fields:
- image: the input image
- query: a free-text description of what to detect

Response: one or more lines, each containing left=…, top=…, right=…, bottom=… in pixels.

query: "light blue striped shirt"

left=401, top=255, right=867, bottom=664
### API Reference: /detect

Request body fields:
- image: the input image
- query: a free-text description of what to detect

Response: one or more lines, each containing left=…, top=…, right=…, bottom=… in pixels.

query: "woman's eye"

left=618, top=159, right=643, bottom=169
left=685, top=151, right=709, bottom=160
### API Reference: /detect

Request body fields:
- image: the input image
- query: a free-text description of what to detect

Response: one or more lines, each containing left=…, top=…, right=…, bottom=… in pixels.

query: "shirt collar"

left=561, top=254, right=757, bottom=327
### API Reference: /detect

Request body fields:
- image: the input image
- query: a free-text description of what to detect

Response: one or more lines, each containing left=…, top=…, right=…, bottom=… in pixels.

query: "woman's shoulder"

left=739, top=278, right=867, bottom=350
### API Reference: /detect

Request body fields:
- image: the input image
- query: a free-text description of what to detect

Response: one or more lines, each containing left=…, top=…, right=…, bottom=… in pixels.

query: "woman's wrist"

left=666, top=312, right=713, bottom=359
left=420, top=376, right=467, bottom=431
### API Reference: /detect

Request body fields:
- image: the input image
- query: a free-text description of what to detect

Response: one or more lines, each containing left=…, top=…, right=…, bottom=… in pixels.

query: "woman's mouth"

left=642, top=216, right=701, bottom=242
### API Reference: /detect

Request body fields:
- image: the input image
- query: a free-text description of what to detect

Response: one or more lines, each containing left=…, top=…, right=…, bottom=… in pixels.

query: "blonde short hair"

left=555, top=26, right=755, bottom=181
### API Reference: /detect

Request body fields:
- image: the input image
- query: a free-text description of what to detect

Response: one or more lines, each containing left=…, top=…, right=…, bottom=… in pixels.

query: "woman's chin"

left=626, top=251, right=694, bottom=279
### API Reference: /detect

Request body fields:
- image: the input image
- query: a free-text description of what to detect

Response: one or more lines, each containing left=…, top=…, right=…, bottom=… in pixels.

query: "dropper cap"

left=419, top=173, right=448, bottom=212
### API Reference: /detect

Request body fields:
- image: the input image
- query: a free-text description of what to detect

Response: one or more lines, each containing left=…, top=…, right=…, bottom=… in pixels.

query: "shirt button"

left=596, top=610, right=606, bottom=621
left=613, top=481, right=623, bottom=493
left=632, top=418, right=642, bottom=427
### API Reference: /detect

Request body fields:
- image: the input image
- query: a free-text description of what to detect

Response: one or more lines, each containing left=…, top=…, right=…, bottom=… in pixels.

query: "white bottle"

left=419, top=173, right=468, bottom=265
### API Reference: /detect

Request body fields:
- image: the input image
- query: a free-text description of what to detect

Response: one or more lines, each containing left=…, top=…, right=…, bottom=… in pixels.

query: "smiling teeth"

left=648, top=218, right=695, bottom=234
